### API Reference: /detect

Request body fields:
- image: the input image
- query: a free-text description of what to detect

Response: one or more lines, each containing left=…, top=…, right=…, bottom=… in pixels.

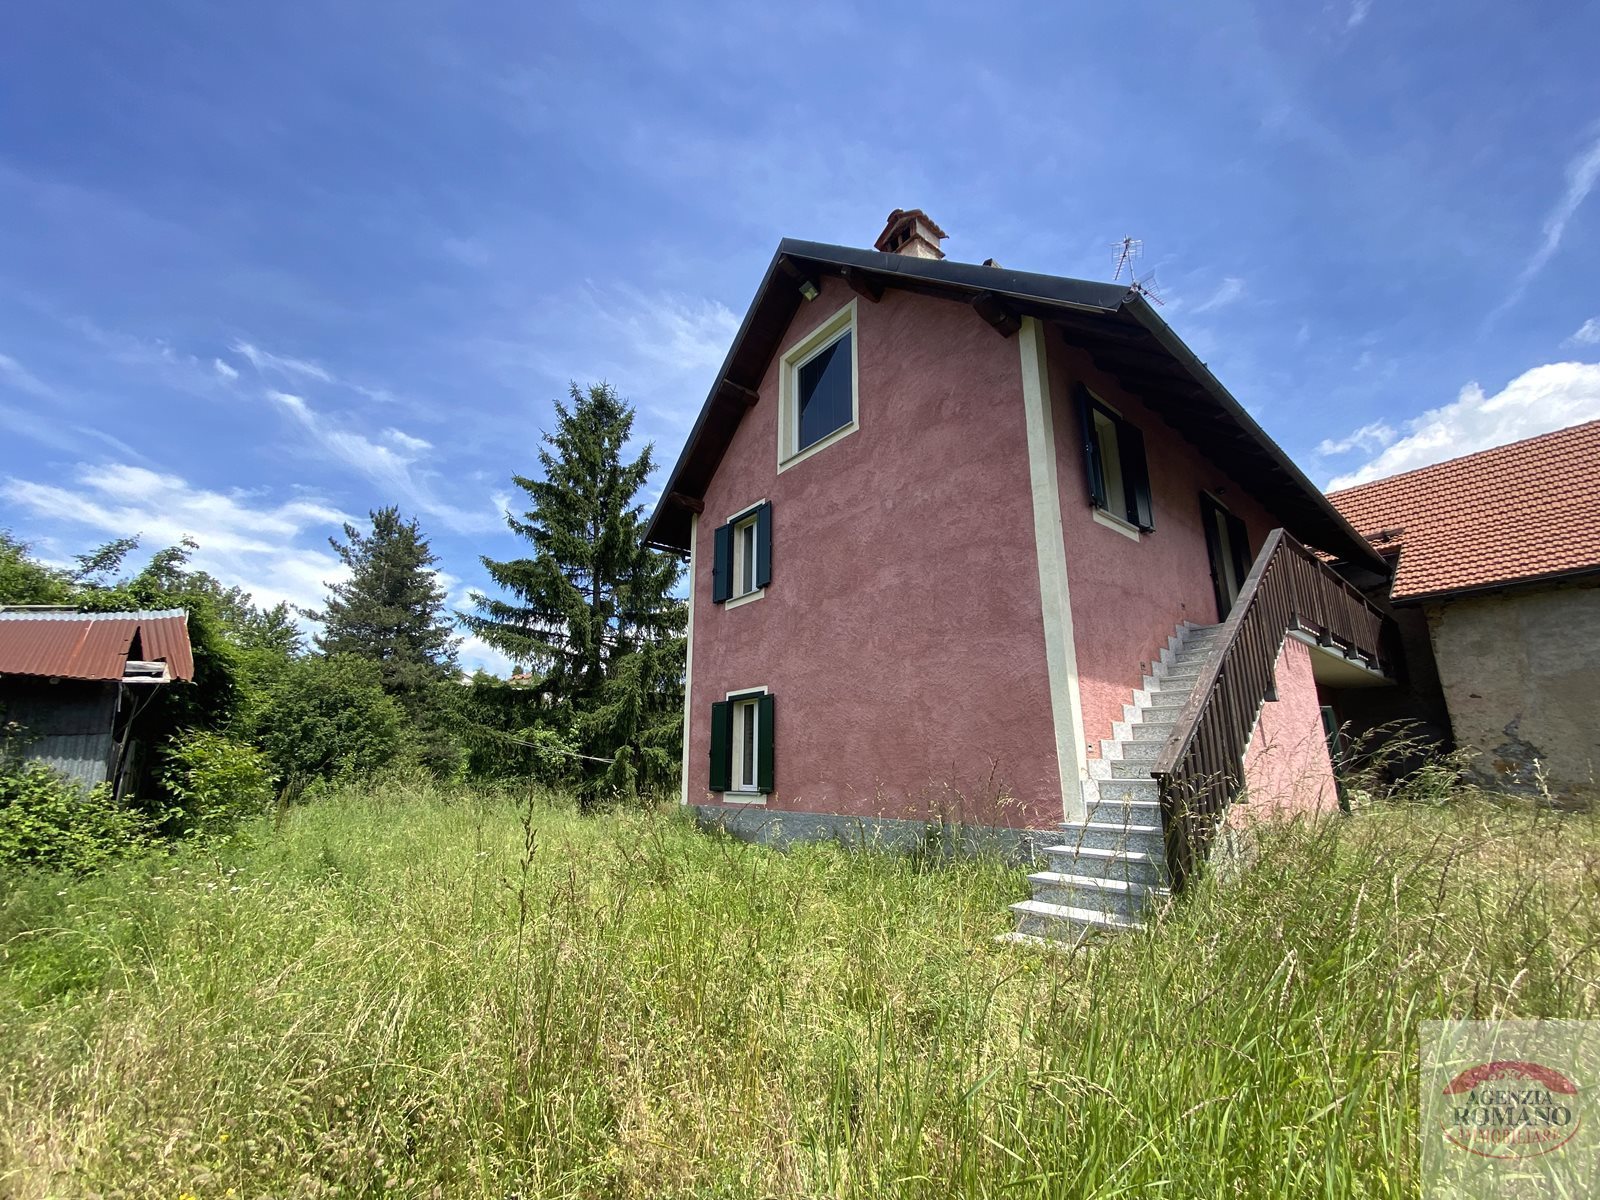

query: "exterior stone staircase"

left=1009, top=622, right=1222, bottom=942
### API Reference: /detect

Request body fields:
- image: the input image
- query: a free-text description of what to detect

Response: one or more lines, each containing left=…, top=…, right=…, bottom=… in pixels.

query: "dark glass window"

left=739, top=700, right=757, bottom=790
left=797, top=332, right=853, bottom=450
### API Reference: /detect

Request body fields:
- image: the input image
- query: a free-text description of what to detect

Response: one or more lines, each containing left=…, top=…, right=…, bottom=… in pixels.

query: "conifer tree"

left=309, top=507, right=459, bottom=701
left=465, top=382, right=685, bottom=805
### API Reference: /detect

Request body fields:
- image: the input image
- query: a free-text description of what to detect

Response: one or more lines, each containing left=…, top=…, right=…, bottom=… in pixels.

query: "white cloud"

left=212, top=357, right=240, bottom=380
left=1567, top=317, right=1600, bottom=347
left=265, top=390, right=499, bottom=533
left=1317, top=420, right=1396, bottom=457
left=384, top=427, right=433, bottom=454
left=1326, top=360, right=1600, bottom=489
left=0, top=351, right=54, bottom=398
left=1490, top=132, right=1600, bottom=321
left=233, top=339, right=334, bottom=383
left=1346, top=0, right=1374, bottom=30
left=457, top=634, right=515, bottom=678
left=494, top=286, right=740, bottom=430
left=1190, top=276, right=1246, bottom=315
left=0, top=462, right=351, bottom=614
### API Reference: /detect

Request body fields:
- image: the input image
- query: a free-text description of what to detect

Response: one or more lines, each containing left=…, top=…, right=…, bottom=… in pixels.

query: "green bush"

left=0, top=760, right=154, bottom=874
left=160, top=730, right=276, bottom=836
left=245, top=655, right=410, bottom=784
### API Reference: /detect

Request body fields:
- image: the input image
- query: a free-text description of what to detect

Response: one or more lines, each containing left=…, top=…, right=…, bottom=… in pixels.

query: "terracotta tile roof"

left=0, top=609, right=194, bottom=682
left=1326, top=420, right=1600, bottom=601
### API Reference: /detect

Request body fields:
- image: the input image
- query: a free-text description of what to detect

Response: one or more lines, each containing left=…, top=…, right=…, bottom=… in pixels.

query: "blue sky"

left=3, top=1, right=1598, bottom=673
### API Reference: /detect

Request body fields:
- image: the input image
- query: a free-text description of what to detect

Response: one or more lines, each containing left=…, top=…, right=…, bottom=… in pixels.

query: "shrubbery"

left=160, top=730, right=276, bottom=836
left=0, top=759, right=153, bottom=874
left=243, top=656, right=410, bottom=784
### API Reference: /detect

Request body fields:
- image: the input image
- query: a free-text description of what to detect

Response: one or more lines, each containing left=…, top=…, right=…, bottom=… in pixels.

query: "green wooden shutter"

left=711, top=523, right=734, bottom=603
left=1200, top=494, right=1232, bottom=621
left=1075, top=386, right=1107, bottom=509
left=1227, top=512, right=1252, bottom=589
left=708, top=701, right=733, bottom=792
left=754, top=503, right=773, bottom=590
left=1119, top=420, right=1155, bottom=531
left=756, top=693, right=775, bottom=794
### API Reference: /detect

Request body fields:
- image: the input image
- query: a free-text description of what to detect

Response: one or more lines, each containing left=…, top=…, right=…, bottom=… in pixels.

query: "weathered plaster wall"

left=689, top=275, right=1065, bottom=828
left=1042, top=332, right=1280, bottom=761
left=1234, top=636, right=1338, bottom=824
left=1426, top=582, right=1600, bottom=802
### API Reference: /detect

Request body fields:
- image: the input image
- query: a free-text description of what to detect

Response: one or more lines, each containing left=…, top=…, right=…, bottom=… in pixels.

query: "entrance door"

left=1200, top=493, right=1252, bottom=621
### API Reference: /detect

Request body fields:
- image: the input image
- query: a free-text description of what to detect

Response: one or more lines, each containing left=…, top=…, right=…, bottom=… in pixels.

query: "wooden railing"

left=1151, top=529, right=1390, bottom=889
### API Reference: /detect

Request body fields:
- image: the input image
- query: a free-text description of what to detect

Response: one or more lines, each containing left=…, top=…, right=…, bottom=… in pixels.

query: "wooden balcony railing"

left=1151, top=529, right=1390, bottom=889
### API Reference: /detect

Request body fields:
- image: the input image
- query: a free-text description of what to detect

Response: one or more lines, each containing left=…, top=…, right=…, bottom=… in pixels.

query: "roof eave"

left=1394, top=564, right=1600, bottom=606
left=1118, top=293, right=1388, bottom=572
left=644, top=241, right=1390, bottom=572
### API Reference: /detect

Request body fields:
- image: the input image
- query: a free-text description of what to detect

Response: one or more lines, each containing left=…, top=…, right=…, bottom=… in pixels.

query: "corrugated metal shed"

left=3, top=680, right=119, bottom=788
left=0, top=609, right=194, bottom=682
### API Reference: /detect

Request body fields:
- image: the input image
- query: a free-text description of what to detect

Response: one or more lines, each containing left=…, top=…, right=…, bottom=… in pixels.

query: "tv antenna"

left=1111, top=236, right=1164, bottom=306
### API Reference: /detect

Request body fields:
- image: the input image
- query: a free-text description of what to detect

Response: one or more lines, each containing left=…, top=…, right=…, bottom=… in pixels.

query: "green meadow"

left=2, top=783, right=1595, bottom=1198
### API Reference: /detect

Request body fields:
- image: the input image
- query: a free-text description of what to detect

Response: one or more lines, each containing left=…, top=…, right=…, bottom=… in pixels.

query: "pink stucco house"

left=645, top=211, right=1394, bottom=936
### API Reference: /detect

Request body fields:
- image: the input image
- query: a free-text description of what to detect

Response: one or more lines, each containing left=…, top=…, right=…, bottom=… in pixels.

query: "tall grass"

left=1, top=780, right=1595, bottom=1198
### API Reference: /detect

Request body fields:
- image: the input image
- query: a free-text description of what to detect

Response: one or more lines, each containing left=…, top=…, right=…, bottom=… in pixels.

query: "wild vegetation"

left=0, top=779, right=1594, bottom=1198
left=2, top=387, right=1595, bottom=1196
left=0, top=382, right=687, bottom=874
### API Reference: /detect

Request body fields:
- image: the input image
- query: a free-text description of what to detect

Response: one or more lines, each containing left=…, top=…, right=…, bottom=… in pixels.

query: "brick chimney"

left=874, top=208, right=947, bottom=260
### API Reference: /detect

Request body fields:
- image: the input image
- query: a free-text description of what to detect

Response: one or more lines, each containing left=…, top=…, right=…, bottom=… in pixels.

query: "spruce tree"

left=309, top=507, right=459, bottom=722
left=465, top=382, right=685, bottom=805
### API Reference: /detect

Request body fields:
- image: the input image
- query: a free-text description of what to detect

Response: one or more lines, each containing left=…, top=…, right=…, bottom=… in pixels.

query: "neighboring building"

left=0, top=608, right=194, bottom=794
left=645, top=210, right=1395, bottom=935
left=1328, top=421, right=1600, bottom=804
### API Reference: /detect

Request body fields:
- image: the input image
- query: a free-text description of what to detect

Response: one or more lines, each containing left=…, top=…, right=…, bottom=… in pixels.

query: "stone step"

left=1027, top=870, right=1171, bottom=915
left=1010, top=898, right=1143, bottom=939
left=1115, top=741, right=1165, bottom=765
left=1092, top=774, right=1160, bottom=801
left=1086, top=793, right=1162, bottom=824
left=1040, top=843, right=1167, bottom=885
left=1050, top=819, right=1166, bottom=853
left=1148, top=689, right=1193, bottom=709
left=1129, top=719, right=1178, bottom=742
left=1111, top=759, right=1159, bottom=780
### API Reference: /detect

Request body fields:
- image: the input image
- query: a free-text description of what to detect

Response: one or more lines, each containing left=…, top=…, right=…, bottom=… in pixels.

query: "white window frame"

left=723, top=685, right=768, bottom=804
left=724, top=501, right=766, bottom=610
left=777, top=298, right=859, bottom=472
left=1085, top=390, right=1144, bottom=542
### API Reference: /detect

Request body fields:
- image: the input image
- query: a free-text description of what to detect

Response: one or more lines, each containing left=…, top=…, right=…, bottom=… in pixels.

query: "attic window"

left=777, top=300, right=859, bottom=471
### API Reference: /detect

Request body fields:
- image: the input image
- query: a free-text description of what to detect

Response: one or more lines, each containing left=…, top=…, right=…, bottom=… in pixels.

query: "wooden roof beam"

left=971, top=291, right=1021, bottom=338
left=665, top=491, right=705, bottom=514
left=717, top=379, right=760, bottom=408
left=839, top=266, right=883, bottom=303
left=1049, top=311, right=1154, bottom=346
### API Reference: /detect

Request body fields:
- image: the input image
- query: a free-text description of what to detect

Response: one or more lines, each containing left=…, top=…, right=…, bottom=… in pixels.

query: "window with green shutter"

left=711, top=502, right=773, bottom=605
left=1076, top=384, right=1155, bottom=533
left=712, top=690, right=774, bottom=797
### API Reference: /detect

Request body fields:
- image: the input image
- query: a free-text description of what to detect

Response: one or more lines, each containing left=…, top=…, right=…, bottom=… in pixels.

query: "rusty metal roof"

left=0, top=609, right=194, bottom=682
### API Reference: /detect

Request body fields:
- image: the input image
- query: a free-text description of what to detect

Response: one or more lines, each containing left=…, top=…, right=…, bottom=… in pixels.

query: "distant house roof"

left=1327, top=420, right=1600, bottom=603
left=0, top=608, right=195, bottom=682
left=643, top=239, right=1386, bottom=570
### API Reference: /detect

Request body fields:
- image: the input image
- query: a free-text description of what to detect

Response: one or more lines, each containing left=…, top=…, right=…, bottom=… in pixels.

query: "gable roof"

left=1326, top=420, right=1600, bottom=603
left=643, top=239, right=1386, bottom=570
left=0, top=609, right=195, bottom=682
